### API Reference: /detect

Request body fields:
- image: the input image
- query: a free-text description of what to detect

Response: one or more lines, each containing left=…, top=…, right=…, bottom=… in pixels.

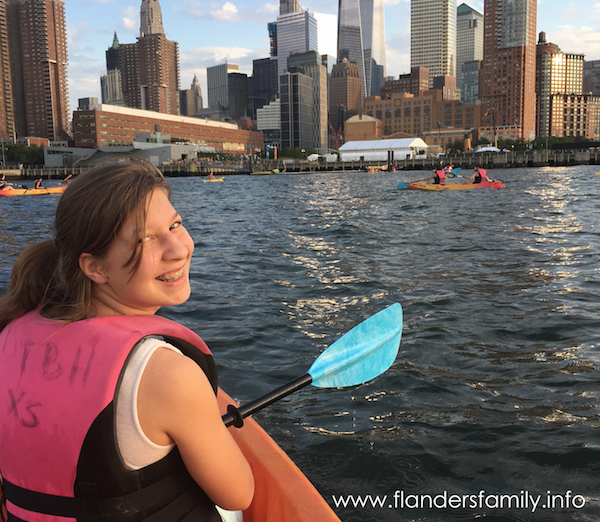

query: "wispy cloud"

left=120, top=5, right=138, bottom=35
left=547, top=24, right=600, bottom=57
left=177, top=1, right=277, bottom=23
left=559, top=2, right=583, bottom=20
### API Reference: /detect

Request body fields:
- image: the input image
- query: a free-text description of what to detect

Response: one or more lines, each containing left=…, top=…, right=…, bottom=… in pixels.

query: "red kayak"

left=398, top=181, right=505, bottom=191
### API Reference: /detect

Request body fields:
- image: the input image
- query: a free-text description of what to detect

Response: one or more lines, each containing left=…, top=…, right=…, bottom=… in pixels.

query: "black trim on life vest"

left=4, top=471, right=205, bottom=519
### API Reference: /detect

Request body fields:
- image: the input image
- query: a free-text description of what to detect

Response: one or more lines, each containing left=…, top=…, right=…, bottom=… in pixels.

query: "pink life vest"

left=435, top=169, right=446, bottom=185
left=0, top=309, right=217, bottom=522
left=474, top=168, right=487, bottom=183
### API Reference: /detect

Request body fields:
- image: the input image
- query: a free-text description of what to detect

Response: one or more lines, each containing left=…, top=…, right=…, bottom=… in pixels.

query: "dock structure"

left=6, top=150, right=600, bottom=180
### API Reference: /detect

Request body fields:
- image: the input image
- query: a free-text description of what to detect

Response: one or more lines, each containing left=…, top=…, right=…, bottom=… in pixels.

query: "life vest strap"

left=3, top=470, right=199, bottom=520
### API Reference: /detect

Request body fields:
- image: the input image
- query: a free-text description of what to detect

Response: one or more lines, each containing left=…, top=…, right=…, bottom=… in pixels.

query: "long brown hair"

left=0, top=162, right=170, bottom=331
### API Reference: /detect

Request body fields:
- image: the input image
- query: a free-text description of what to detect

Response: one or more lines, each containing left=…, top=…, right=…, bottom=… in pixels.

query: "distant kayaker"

left=208, top=171, right=216, bottom=180
left=0, top=174, right=15, bottom=191
left=33, top=177, right=43, bottom=189
left=420, top=164, right=446, bottom=185
left=0, top=162, right=254, bottom=521
left=462, top=166, right=491, bottom=184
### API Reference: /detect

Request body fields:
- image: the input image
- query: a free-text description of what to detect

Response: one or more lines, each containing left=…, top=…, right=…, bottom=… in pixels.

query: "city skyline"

left=65, top=0, right=600, bottom=114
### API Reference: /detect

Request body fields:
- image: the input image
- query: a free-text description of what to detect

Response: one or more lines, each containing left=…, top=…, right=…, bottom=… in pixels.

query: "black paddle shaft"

left=222, top=373, right=313, bottom=428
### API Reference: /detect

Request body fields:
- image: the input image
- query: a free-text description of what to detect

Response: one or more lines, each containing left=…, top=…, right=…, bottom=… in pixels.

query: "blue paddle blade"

left=451, top=168, right=462, bottom=174
left=308, top=303, right=403, bottom=388
left=397, top=181, right=411, bottom=190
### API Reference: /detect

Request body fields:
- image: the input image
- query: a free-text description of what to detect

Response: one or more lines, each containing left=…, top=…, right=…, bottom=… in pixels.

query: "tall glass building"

left=337, top=0, right=386, bottom=99
left=276, top=11, right=318, bottom=83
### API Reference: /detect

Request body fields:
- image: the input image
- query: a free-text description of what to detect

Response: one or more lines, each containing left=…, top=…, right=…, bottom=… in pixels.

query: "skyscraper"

left=280, top=69, right=314, bottom=149
left=536, top=32, right=585, bottom=137
left=337, top=0, right=386, bottom=98
left=287, top=51, right=328, bottom=149
left=337, top=0, right=366, bottom=97
left=248, top=57, right=278, bottom=120
left=411, top=0, right=456, bottom=85
left=3, top=0, right=70, bottom=141
left=329, top=58, right=362, bottom=137
left=179, top=74, right=203, bottom=116
left=583, top=61, right=600, bottom=96
left=101, top=0, right=179, bottom=115
left=480, top=0, right=537, bottom=140
left=361, top=0, right=386, bottom=97
left=456, top=3, right=483, bottom=100
left=276, top=10, right=318, bottom=82
left=101, top=33, right=123, bottom=105
left=0, top=0, right=15, bottom=140
left=279, top=0, right=299, bottom=15
left=207, top=62, right=239, bottom=108
left=227, top=72, right=249, bottom=120
left=138, top=33, right=179, bottom=113
left=140, top=0, right=163, bottom=36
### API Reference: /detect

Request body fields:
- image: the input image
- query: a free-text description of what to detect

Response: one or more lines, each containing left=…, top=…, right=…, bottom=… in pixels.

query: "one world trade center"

left=337, top=0, right=386, bottom=98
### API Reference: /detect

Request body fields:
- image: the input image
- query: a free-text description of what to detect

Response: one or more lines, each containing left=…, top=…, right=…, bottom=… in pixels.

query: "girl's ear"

left=79, top=253, right=108, bottom=284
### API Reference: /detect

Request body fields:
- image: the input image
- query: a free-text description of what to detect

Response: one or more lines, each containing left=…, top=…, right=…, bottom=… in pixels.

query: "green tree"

left=446, top=139, right=464, bottom=153
left=4, top=143, right=44, bottom=165
left=530, top=135, right=591, bottom=151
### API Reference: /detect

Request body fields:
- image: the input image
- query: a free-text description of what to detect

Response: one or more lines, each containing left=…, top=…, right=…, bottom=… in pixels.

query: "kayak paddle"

left=222, top=303, right=403, bottom=428
left=397, top=181, right=411, bottom=190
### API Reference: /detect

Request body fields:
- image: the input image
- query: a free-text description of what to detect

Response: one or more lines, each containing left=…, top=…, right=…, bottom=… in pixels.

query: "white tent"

left=338, top=138, right=428, bottom=162
left=474, top=146, right=501, bottom=153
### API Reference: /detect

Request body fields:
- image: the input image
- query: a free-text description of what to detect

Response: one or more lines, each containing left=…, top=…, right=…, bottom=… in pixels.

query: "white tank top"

left=115, top=336, right=177, bottom=469
left=114, top=337, right=242, bottom=522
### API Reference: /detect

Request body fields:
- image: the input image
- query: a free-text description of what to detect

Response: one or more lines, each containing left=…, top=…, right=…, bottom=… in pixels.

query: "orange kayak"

left=217, top=389, right=341, bottom=522
left=0, top=186, right=67, bottom=197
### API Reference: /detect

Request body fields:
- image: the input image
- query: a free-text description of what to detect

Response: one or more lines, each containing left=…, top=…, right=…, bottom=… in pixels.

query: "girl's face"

left=87, top=188, right=194, bottom=316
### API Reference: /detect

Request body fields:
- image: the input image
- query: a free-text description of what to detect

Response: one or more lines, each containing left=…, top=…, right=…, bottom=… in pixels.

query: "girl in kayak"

left=0, top=162, right=254, bottom=522
left=462, top=166, right=491, bottom=184
left=420, top=164, right=446, bottom=185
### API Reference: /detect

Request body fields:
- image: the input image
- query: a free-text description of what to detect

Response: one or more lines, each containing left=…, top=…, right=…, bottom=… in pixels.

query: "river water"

left=1, top=166, right=600, bottom=521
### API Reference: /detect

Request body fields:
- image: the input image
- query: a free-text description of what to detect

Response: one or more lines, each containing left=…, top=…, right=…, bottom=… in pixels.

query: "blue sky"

left=65, top=0, right=600, bottom=113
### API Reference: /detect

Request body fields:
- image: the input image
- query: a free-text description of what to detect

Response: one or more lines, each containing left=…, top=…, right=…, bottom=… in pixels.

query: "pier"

left=2, top=150, right=600, bottom=180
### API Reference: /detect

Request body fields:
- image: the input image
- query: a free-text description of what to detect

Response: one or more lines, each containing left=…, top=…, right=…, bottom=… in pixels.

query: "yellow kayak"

left=203, top=177, right=224, bottom=182
left=217, top=389, right=340, bottom=522
left=0, top=186, right=67, bottom=197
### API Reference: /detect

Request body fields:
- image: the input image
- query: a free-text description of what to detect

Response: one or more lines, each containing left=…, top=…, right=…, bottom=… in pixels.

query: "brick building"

left=1, top=0, right=70, bottom=141
left=379, top=67, right=430, bottom=99
left=480, top=0, right=537, bottom=141
left=72, top=104, right=263, bottom=154
left=363, top=91, right=481, bottom=139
